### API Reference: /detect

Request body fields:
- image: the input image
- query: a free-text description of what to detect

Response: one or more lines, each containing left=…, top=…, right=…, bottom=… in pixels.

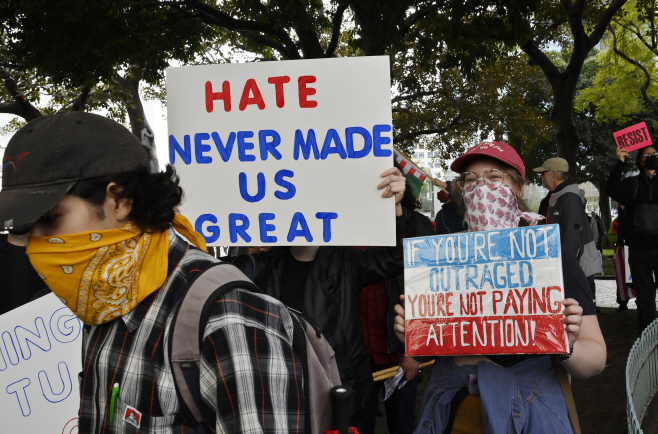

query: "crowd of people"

left=0, top=112, right=655, bottom=433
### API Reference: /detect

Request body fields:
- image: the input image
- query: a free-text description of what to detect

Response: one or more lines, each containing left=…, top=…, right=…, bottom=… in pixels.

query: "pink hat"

left=450, top=141, right=526, bottom=178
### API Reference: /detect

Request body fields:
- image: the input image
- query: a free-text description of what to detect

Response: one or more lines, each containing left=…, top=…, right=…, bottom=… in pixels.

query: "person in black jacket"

left=607, top=144, right=658, bottom=332
left=359, top=179, right=435, bottom=434
left=434, top=180, right=468, bottom=234
left=233, top=166, right=409, bottom=433
left=0, top=230, right=50, bottom=315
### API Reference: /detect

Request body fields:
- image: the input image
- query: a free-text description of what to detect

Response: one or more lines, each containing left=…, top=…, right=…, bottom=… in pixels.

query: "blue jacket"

left=415, top=356, right=573, bottom=434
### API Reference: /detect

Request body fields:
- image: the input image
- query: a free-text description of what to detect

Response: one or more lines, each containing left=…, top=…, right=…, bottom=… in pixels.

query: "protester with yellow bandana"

left=0, top=112, right=408, bottom=433
left=0, top=112, right=315, bottom=433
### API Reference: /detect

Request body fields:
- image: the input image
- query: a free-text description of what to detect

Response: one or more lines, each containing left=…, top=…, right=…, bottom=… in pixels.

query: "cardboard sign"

left=614, top=122, right=652, bottom=152
left=404, top=225, right=568, bottom=356
left=0, top=293, right=82, bottom=434
left=166, top=57, right=396, bottom=246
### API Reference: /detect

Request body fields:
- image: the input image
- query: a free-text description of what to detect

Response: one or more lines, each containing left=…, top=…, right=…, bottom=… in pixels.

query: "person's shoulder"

left=557, top=187, right=584, bottom=206
left=179, top=246, right=220, bottom=273
left=206, top=287, right=294, bottom=341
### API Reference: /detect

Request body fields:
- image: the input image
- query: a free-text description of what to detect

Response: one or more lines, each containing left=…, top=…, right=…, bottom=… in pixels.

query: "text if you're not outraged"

left=403, top=224, right=568, bottom=357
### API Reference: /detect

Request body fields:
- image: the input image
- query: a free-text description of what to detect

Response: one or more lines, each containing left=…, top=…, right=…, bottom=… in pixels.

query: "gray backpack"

left=169, top=262, right=341, bottom=433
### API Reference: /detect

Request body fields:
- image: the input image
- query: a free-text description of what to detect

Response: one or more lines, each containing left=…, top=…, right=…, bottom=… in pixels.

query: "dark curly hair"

left=67, top=165, right=183, bottom=232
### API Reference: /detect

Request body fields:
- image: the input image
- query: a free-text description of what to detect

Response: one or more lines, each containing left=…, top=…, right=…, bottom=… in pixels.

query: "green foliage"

left=0, top=117, right=26, bottom=136
left=392, top=43, right=554, bottom=169
left=1, top=0, right=211, bottom=86
left=575, top=0, right=658, bottom=124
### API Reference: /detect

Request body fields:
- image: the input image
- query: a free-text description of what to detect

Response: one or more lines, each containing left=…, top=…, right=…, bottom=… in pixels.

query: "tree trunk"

left=551, top=81, right=580, bottom=182
left=116, top=73, right=159, bottom=172
left=350, top=1, right=392, bottom=56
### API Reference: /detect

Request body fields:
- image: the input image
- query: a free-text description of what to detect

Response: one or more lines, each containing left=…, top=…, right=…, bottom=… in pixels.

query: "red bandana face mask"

left=463, top=183, right=544, bottom=232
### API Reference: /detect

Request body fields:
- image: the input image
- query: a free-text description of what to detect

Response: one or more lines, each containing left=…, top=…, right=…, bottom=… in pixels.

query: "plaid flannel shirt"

left=78, top=229, right=304, bottom=433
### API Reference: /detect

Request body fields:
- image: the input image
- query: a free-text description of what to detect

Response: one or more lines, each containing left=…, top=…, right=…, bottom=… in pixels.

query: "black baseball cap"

left=0, top=112, right=151, bottom=230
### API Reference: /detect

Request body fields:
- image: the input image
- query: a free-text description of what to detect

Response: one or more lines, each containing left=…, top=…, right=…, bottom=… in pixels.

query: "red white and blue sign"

left=404, top=225, right=568, bottom=356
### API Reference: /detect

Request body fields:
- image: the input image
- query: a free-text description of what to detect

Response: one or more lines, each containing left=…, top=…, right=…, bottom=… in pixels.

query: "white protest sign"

left=404, top=225, right=568, bottom=356
left=167, top=56, right=396, bottom=246
left=0, top=293, right=82, bottom=434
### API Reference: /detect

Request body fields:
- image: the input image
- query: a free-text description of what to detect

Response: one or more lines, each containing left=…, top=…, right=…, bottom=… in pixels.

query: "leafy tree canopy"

left=575, top=0, right=658, bottom=124
left=1, top=0, right=211, bottom=86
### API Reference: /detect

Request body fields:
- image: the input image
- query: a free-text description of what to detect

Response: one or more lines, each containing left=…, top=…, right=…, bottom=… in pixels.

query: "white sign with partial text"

left=0, top=293, right=82, bottom=434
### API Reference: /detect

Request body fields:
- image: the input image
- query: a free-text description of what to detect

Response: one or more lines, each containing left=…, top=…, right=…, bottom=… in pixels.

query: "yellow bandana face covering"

left=26, top=214, right=207, bottom=325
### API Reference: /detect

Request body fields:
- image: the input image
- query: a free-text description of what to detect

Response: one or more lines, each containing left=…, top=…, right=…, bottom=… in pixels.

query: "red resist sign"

left=614, top=122, right=652, bottom=152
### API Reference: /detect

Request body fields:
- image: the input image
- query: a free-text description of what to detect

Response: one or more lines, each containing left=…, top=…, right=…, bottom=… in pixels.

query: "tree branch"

left=394, top=112, right=463, bottom=142
left=289, top=0, right=324, bottom=58
left=56, top=86, right=90, bottom=113
left=519, top=39, right=561, bottom=88
left=611, top=27, right=658, bottom=116
left=156, top=0, right=301, bottom=59
left=187, top=0, right=302, bottom=59
left=622, top=111, right=658, bottom=120
left=399, top=3, right=441, bottom=37
left=392, top=89, right=444, bottom=103
left=238, top=31, right=295, bottom=59
left=615, top=19, right=655, bottom=53
left=0, top=66, right=42, bottom=120
left=562, top=0, right=589, bottom=62
left=0, top=101, right=23, bottom=116
left=71, top=86, right=90, bottom=112
left=325, top=1, right=348, bottom=57
left=587, top=0, right=629, bottom=49
left=0, top=61, right=25, bottom=70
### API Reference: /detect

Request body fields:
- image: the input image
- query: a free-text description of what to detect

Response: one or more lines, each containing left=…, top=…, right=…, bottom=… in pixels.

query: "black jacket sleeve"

left=349, top=208, right=411, bottom=288
left=606, top=160, right=635, bottom=207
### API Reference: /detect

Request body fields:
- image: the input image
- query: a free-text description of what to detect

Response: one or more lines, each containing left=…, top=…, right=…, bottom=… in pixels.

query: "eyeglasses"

left=642, top=152, right=658, bottom=158
left=457, top=169, right=508, bottom=192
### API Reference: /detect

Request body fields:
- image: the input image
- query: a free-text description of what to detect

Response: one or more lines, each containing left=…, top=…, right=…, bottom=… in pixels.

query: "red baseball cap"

left=450, top=141, right=526, bottom=178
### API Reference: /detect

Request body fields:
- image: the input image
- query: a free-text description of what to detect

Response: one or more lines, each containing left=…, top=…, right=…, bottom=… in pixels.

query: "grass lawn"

left=602, top=254, right=615, bottom=275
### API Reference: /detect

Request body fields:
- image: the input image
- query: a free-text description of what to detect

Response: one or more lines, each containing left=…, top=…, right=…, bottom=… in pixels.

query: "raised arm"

left=606, top=148, right=634, bottom=207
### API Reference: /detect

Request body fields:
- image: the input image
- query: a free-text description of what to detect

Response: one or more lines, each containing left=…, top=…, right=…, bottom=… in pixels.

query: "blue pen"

left=109, top=383, right=120, bottom=422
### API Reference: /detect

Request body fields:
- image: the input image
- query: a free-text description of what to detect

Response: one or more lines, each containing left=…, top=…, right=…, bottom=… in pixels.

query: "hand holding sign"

left=561, top=298, right=583, bottom=345
left=379, top=167, right=406, bottom=216
left=616, top=146, right=629, bottom=163
left=614, top=122, right=652, bottom=153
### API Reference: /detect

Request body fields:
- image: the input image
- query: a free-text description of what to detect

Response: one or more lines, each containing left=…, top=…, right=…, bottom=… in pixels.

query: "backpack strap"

left=170, top=262, right=261, bottom=429
left=633, top=177, right=640, bottom=200
left=288, top=309, right=340, bottom=434
left=288, top=311, right=312, bottom=434
left=553, top=359, right=581, bottom=434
